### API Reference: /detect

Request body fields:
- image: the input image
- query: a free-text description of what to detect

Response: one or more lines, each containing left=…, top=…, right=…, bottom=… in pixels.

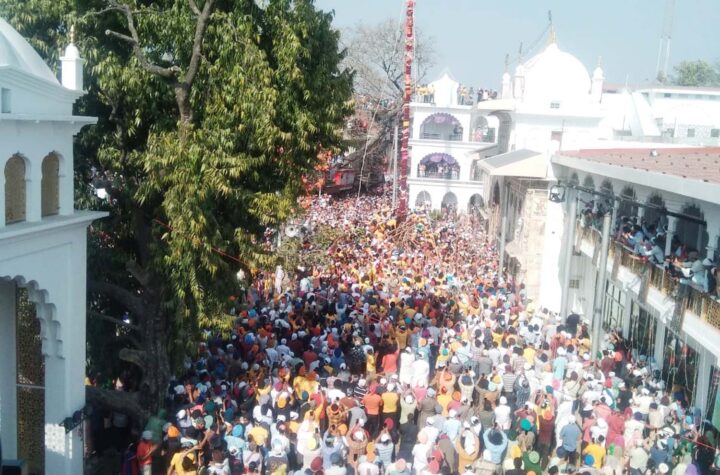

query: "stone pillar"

left=694, top=348, right=712, bottom=416
left=0, top=280, right=18, bottom=458
left=665, top=216, right=678, bottom=258
left=560, top=189, right=578, bottom=319
left=26, top=156, right=42, bottom=222
left=654, top=318, right=666, bottom=371
left=707, top=233, right=719, bottom=262
left=622, top=288, right=632, bottom=338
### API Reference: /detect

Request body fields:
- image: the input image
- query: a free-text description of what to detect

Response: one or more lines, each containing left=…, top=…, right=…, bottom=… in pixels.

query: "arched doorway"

left=468, top=194, right=484, bottom=213
left=415, top=191, right=432, bottom=209
left=417, top=153, right=460, bottom=180
left=677, top=204, right=708, bottom=254
left=441, top=192, right=458, bottom=213
left=420, top=113, right=463, bottom=141
left=0, top=279, right=47, bottom=475
left=644, top=194, right=667, bottom=233
left=472, top=115, right=499, bottom=142
left=492, top=181, right=501, bottom=206
left=618, top=186, right=638, bottom=220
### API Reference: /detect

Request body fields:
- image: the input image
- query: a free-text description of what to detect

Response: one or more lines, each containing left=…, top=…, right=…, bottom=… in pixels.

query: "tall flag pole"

left=397, top=0, right=414, bottom=220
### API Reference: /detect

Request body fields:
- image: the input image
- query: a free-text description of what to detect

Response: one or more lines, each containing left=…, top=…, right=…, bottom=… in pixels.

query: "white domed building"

left=0, top=17, right=105, bottom=474
left=473, top=32, right=606, bottom=311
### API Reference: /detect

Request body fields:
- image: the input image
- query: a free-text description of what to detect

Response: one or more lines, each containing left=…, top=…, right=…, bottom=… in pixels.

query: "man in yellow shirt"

left=381, top=383, right=400, bottom=425
left=583, top=437, right=606, bottom=469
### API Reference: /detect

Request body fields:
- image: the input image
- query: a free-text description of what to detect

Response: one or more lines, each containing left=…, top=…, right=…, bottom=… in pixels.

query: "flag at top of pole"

left=396, top=0, right=414, bottom=221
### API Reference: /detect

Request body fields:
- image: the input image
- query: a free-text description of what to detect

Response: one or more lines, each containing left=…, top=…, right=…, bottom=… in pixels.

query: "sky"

left=314, top=0, right=720, bottom=90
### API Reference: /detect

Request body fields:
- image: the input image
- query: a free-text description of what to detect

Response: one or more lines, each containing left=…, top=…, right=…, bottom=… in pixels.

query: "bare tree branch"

left=183, top=0, right=214, bottom=86
left=103, top=2, right=179, bottom=78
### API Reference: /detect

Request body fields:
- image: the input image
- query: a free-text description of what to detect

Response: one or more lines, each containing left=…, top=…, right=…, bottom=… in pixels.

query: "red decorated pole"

left=397, top=0, right=414, bottom=220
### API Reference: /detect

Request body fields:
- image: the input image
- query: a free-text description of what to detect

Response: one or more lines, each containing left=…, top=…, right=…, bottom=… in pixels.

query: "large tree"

left=339, top=19, right=435, bottom=182
left=342, top=18, right=435, bottom=100
left=1, top=0, right=353, bottom=421
left=671, top=60, right=720, bottom=87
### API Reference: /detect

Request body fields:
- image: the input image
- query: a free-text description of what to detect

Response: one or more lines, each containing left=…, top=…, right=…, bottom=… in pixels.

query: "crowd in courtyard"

left=116, top=192, right=720, bottom=475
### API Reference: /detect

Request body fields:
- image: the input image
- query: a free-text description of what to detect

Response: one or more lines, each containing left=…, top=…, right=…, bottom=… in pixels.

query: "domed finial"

left=69, top=23, right=76, bottom=44
left=548, top=26, right=557, bottom=45
left=596, top=56, right=603, bottom=68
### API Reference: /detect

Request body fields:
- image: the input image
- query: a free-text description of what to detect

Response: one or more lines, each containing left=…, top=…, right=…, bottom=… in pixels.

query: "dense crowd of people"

left=114, top=193, right=720, bottom=475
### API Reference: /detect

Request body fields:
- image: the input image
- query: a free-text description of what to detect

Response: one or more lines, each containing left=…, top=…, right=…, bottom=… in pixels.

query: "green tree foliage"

left=671, top=60, right=720, bottom=87
left=1, top=0, right=353, bottom=418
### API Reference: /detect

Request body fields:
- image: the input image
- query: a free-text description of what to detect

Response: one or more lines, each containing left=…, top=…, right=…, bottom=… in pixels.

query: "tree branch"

left=103, top=2, right=179, bottom=78
left=183, top=0, right=215, bottom=86
left=88, top=280, right=147, bottom=320
left=89, top=310, right=141, bottom=332
left=187, top=0, right=201, bottom=16
left=126, top=259, right=151, bottom=289
left=86, top=386, right=150, bottom=428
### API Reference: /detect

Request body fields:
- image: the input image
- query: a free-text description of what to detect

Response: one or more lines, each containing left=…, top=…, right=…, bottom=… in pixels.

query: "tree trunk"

left=137, top=307, right=171, bottom=416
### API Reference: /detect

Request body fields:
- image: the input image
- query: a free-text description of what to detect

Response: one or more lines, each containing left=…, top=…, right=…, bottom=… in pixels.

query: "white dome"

left=520, top=43, right=590, bottom=103
left=0, top=17, right=59, bottom=84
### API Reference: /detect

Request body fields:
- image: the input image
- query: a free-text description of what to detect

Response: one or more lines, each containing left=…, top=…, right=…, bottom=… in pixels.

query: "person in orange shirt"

left=362, top=387, right=383, bottom=438
left=381, top=340, right=400, bottom=375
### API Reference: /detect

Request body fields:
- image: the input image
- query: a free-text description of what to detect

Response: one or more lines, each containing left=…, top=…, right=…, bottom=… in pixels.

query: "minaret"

left=513, top=64, right=525, bottom=100
left=501, top=53, right=512, bottom=99
left=60, top=25, right=84, bottom=91
left=591, top=56, right=604, bottom=103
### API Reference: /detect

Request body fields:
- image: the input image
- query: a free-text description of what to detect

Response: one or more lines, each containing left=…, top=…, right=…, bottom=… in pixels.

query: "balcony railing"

left=420, top=132, right=463, bottom=141
left=417, top=171, right=460, bottom=180
left=577, top=218, right=720, bottom=329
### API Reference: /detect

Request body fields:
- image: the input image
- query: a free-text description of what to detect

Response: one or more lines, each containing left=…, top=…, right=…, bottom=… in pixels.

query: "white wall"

left=0, top=216, right=100, bottom=474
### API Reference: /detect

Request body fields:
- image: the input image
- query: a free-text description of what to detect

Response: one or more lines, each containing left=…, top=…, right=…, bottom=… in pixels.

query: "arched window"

left=5, top=155, right=27, bottom=224
left=644, top=194, right=667, bottom=232
left=582, top=175, right=596, bottom=190
left=420, top=113, right=463, bottom=141
left=618, top=186, right=638, bottom=220
left=569, top=173, right=580, bottom=186
left=41, top=154, right=60, bottom=217
left=600, top=179, right=613, bottom=195
left=415, top=191, right=432, bottom=209
left=677, top=204, right=708, bottom=253
left=417, top=153, right=460, bottom=180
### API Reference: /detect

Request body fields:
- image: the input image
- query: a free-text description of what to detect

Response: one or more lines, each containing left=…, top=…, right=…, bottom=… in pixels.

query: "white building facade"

left=407, top=73, right=494, bottom=213
left=551, top=147, right=720, bottom=419
left=0, top=18, right=105, bottom=474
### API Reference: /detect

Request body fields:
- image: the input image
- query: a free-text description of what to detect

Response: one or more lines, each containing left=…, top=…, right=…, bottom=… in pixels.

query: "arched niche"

left=41, top=154, right=60, bottom=217
left=5, top=155, right=28, bottom=224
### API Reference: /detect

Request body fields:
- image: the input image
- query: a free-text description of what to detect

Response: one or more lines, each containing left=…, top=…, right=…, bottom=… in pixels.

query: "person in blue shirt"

left=559, top=416, right=582, bottom=466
